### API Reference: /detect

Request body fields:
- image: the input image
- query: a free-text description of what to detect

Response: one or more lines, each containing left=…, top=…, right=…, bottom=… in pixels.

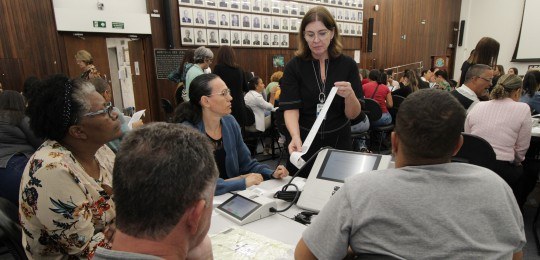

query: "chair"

left=160, top=98, right=174, bottom=122
left=451, top=133, right=497, bottom=171
left=0, top=198, right=27, bottom=260
left=364, top=98, right=394, bottom=152
left=389, top=95, right=405, bottom=124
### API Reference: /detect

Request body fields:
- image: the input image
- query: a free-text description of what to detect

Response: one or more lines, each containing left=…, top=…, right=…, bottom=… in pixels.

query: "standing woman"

left=280, top=6, right=361, bottom=173
left=465, top=74, right=531, bottom=202
left=458, top=37, right=500, bottom=86
left=75, top=50, right=102, bottom=80
left=185, top=46, right=214, bottom=101
left=213, top=46, right=250, bottom=128
left=0, top=90, right=42, bottom=206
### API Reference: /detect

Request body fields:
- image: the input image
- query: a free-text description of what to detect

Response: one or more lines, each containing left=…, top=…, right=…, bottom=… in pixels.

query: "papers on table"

left=211, top=227, right=294, bottom=259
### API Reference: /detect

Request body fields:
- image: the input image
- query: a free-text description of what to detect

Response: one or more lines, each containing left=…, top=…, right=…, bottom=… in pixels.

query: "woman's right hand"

left=244, top=173, right=263, bottom=187
left=288, top=136, right=303, bottom=154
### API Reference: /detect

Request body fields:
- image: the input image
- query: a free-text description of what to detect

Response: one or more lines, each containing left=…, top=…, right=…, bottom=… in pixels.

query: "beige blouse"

left=19, top=140, right=116, bottom=259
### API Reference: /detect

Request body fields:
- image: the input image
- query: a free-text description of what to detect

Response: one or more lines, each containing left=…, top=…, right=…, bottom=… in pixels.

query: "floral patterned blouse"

left=19, top=140, right=116, bottom=259
left=80, top=65, right=102, bottom=80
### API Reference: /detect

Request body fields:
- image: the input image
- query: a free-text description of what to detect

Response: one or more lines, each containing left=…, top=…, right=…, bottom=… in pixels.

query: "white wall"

left=106, top=38, right=136, bottom=109
left=52, top=0, right=151, bottom=34
left=454, top=0, right=532, bottom=79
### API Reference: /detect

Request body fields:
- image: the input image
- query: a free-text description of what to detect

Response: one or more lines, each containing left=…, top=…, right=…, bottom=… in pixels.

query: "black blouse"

left=280, top=55, right=363, bottom=133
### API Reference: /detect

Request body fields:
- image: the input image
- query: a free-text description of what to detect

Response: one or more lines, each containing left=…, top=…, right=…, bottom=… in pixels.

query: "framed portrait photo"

left=193, top=28, right=206, bottom=45
left=241, top=13, right=252, bottom=30
left=206, top=10, right=218, bottom=27
left=230, top=30, right=242, bottom=46
left=219, top=29, right=231, bottom=46
left=181, top=27, right=194, bottom=45
left=193, top=9, right=206, bottom=27
left=207, top=29, right=220, bottom=46
left=179, top=7, right=193, bottom=26
left=218, top=11, right=230, bottom=28
left=251, top=32, right=262, bottom=47
left=241, top=31, right=252, bottom=46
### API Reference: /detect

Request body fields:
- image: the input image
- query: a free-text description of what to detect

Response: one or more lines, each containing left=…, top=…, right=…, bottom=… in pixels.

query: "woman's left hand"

left=272, top=165, right=289, bottom=179
left=334, top=81, right=355, bottom=99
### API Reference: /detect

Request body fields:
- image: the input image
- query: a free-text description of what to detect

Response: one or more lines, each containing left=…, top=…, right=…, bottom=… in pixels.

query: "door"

left=61, top=34, right=111, bottom=80
left=128, top=39, right=152, bottom=122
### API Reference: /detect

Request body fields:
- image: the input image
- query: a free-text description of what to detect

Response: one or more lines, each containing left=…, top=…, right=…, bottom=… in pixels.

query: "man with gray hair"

left=93, top=123, right=218, bottom=259
left=451, top=64, right=494, bottom=113
left=185, top=46, right=213, bottom=101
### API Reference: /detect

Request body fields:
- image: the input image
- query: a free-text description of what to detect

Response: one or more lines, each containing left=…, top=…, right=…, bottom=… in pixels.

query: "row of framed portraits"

left=181, top=28, right=291, bottom=48
left=180, top=8, right=363, bottom=31
left=179, top=0, right=364, bottom=12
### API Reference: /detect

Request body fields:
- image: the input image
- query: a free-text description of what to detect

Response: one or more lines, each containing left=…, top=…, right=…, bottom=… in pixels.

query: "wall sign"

left=154, top=49, right=187, bottom=80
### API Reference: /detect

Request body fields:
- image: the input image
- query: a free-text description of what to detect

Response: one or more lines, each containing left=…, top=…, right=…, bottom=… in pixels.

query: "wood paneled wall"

left=0, top=0, right=62, bottom=91
left=0, top=0, right=461, bottom=121
left=361, top=0, right=462, bottom=74
left=149, top=0, right=461, bottom=116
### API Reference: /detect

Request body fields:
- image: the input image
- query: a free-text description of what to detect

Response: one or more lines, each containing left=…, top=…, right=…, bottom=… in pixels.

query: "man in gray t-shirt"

left=295, top=90, right=525, bottom=259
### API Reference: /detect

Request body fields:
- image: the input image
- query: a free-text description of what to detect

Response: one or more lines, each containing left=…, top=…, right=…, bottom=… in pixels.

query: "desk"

left=209, top=177, right=307, bottom=245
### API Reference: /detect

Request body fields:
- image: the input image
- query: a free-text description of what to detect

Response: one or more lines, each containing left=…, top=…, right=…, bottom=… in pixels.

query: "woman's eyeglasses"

left=83, top=102, right=114, bottom=118
left=303, top=29, right=332, bottom=42
left=207, top=89, right=231, bottom=97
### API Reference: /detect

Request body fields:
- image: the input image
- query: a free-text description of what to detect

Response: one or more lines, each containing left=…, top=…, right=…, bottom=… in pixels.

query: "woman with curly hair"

left=20, top=74, right=121, bottom=258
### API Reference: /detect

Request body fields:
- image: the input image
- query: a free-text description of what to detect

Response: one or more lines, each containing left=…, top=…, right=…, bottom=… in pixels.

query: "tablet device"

left=296, top=149, right=391, bottom=212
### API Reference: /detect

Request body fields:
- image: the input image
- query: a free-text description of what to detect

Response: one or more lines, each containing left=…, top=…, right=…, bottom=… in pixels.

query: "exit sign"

left=93, top=21, right=106, bottom=28
left=112, top=22, right=124, bottom=29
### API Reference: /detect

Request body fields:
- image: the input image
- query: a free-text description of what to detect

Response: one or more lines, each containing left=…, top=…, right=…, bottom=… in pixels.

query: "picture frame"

left=194, top=28, right=207, bottom=44
left=273, top=54, right=285, bottom=67
left=261, top=32, right=271, bottom=47
left=207, top=29, right=220, bottom=46
left=181, top=27, right=194, bottom=45
left=179, top=0, right=192, bottom=6
left=252, top=32, right=262, bottom=47
left=270, top=33, right=280, bottom=47
left=230, top=13, right=241, bottom=29
left=179, top=7, right=193, bottom=26
left=280, top=33, right=289, bottom=48
left=206, top=10, right=218, bottom=27
left=218, top=11, right=230, bottom=28
left=252, top=15, right=262, bottom=30
left=241, top=13, right=252, bottom=30
left=193, top=9, right=206, bottom=27
left=242, top=31, right=252, bottom=46
left=219, top=29, right=231, bottom=46
left=192, top=0, right=205, bottom=7
left=271, top=16, right=281, bottom=31
left=231, top=30, right=242, bottom=46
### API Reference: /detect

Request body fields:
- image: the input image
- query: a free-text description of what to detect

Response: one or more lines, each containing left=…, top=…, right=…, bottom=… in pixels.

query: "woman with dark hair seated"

left=0, top=90, right=42, bottom=207
left=174, top=74, right=288, bottom=195
left=20, top=75, right=121, bottom=259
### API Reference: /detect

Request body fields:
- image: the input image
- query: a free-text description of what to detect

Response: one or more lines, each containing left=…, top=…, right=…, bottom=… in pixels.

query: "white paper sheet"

left=128, top=109, right=145, bottom=129
left=290, top=87, right=338, bottom=168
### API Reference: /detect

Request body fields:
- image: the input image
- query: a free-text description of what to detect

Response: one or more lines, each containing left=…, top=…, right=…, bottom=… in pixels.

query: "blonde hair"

left=75, top=50, right=93, bottom=65
left=490, top=74, right=522, bottom=100
left=295, top=6, right=342, bottom=59
left=270, top=71, right=283, bottom=82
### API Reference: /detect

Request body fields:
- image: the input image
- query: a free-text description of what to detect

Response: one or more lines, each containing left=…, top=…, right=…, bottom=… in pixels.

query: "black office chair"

left=452, top=133, right=497, bottom=171
left=389, top=95, right=405, bottom=124
left=0, top=198, right=27, bottom=260
left=364, top=98, right=394, bottom=153
left=160, top=98, right=174, bottom=122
